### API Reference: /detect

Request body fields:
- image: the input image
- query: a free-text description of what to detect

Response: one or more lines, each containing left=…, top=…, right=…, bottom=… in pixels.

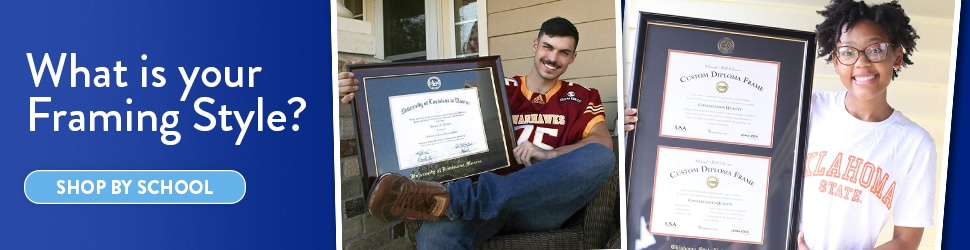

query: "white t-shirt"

left=799, top=91, right=936, bottom=249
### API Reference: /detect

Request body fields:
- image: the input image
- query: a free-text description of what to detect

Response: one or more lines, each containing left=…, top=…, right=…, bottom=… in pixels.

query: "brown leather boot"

left=367, top=173, right=450, bottom=222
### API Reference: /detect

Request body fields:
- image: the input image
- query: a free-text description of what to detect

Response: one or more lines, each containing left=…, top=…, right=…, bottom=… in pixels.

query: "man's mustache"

left=541, top=59, right=561, bottom=69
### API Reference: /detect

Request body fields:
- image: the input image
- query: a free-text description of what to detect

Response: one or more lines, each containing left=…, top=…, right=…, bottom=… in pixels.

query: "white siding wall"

left=622, top=1, right=956, bottom=249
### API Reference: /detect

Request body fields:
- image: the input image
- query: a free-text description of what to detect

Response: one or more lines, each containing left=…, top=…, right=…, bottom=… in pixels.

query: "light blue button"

left=24, top=170, right=246, bottom=204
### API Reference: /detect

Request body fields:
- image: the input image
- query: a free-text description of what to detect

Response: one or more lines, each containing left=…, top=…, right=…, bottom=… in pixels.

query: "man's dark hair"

left=538, top=17, right=580, bottom=49
left=816, top=0, right=919, bottom=79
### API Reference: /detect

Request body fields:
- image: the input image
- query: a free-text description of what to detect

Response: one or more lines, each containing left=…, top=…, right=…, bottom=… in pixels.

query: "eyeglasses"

left=835, top=42, right=892, bottom=66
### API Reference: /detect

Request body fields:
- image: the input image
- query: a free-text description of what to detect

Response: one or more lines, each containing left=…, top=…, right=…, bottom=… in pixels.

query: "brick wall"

left=337, top=56, right=412, bottom=250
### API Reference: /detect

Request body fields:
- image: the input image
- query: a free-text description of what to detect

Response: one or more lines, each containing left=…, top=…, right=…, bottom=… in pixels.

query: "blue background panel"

left=0, top=1, right=333, bottom=249
left=943, top=2, right=968, bottom=249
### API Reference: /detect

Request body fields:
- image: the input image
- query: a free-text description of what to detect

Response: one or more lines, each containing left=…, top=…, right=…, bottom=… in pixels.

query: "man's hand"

left=797, top=232, right=810, bottom=250
left=338, top=59, right=364, bottom=104
left=513, top=141, right=556, bottom=167
left=624, top=108, right=638, bottom=132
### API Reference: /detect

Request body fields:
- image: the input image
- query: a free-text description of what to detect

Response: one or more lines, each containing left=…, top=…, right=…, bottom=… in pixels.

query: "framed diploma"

left=348, top=56, right=517, bottom=197
left=625, top=13, right=815, bottom=250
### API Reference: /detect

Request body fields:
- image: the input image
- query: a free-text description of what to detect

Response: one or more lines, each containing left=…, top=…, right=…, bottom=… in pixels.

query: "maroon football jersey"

left=504, top=75, right=606, bottom=149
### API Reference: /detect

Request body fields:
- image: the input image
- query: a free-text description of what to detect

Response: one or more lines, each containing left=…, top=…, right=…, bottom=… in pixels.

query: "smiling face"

left=531, top=34, right=577, bottom=82
left=834, top=19, right=904, bottom=104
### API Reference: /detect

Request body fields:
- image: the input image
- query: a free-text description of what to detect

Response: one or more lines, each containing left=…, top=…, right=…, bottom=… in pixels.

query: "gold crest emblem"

left=716, top=81, right=729, bottom=93
left=706, top=176, right=719, bottom=189
left=717, top=37, right=735, bottom=54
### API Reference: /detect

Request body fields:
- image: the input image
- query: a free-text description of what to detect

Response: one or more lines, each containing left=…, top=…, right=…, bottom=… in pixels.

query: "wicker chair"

left=406, top=140, right=621, bottom=249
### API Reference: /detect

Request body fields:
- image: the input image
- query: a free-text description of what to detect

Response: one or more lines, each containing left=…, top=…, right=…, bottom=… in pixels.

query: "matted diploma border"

left=349, top=56, right=517, bottom=198
left=658, top=50, right=780, bottom=148
left=649, top=146, right=770, bottom=244
left=625, top=12, right=815, bottom=250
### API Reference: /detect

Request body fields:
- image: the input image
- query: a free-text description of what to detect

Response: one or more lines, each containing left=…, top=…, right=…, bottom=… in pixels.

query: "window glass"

left=454, top=0, right=478, bottom=57
left=384, top=0, right=427, bottom=61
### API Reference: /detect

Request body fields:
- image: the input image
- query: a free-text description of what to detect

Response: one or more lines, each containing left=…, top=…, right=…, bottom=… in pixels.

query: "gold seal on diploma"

left=716, top=81, right=729, bottom=93
left=706, top=176, right=719, bottom=188
left=717, top=37, right=735, bottom=54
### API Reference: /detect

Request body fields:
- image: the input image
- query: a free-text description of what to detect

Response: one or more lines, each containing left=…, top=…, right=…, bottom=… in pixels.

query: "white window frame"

left=374, top=0, right=441, bottom=61
left=374, top=0, right=487, bottom=60
left=443, top=0, right=488, bottom=58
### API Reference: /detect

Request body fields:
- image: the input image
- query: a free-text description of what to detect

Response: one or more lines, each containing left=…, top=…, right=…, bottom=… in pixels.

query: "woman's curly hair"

left=815, top=0, right=919, bottom=79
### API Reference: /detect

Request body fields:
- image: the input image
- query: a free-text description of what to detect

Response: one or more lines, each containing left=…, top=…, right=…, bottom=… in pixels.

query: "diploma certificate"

left=388, top=88, right=489, bottom=170
left=659, top=50, right=780, bottom=147
left=650, top=146, right=770, bottom=244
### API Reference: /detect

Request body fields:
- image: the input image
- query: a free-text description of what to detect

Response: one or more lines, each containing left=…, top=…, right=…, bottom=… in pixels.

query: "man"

left=338, top=17, right=615, bottom=249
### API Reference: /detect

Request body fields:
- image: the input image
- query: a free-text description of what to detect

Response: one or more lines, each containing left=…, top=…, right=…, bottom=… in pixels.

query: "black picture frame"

left=349, top=56, right=518, bottom=199
left=625, top=13, right=815, bottom=250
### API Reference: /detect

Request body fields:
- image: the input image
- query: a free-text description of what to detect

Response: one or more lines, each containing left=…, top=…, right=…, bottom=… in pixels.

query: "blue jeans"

left=416, top=143, right=615, bottom=249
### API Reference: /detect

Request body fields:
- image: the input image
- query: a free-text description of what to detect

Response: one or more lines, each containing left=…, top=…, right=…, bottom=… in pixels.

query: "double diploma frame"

left=626, top=13, right=815, bottom=249
left=349, top=56, right=517, bottom=197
